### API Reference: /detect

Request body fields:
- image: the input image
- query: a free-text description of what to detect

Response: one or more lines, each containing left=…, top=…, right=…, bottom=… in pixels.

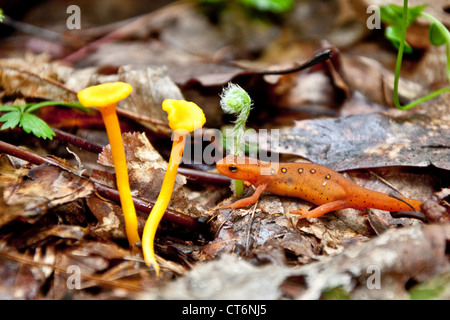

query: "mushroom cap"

left=162, top=99, right=206, bottom=132
left=78, top=82, right=132, bottom=108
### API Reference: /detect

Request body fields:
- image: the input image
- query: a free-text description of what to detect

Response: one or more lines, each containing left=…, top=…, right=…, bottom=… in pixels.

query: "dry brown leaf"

left=204, top=198, right=326, bottom=264
left=0, top=252, right=44, bottom=299
left=89, top=132, right=202, bottom=240
left=98, top=131, right=166, bottom=170
left=91, top=65, right=184, bottom=133
left=0, top=159, right=93, bottom=227
left=340, top=54, right=426, bottom=108
left=0, top=55, right=183, bottom=135
left=295, top=223, right=450, bottom=299
left=141, top=253, right=291, bottom=300
left=256, top=99, right=450, bottom=172
left=421, top=188, right=450, bottom=223
left=0, top=54, right=79, bottom=101
left=86, top=194, right=131, bottom=240
left=81, top=40, right=248, bottom=87
left=3, top=164, right=93, bottom=209
left=141, top=223, right=450, bottom=299
left=97, top=132, right=200, bottom=217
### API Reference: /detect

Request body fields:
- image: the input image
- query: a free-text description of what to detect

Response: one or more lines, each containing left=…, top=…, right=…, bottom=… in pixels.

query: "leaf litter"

left=0, top=0, right=449, bottom=300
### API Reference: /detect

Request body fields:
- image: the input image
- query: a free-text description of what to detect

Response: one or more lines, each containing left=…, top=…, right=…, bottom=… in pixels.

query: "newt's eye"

left=228, top=165, right=238, bottom=173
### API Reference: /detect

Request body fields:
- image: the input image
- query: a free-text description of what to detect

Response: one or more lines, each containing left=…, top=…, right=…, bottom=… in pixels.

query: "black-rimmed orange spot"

left=281, top=168, right=287, bottom=174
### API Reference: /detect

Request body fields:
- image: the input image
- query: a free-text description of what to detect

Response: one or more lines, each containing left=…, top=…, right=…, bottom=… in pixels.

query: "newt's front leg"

left=220, top=184, right=267, bottom=210
left=291, top=200, right=348, bottom=219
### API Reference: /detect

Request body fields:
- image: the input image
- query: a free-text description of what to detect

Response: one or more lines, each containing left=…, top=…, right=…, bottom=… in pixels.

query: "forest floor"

left=0, top=0, right=449, bottom=300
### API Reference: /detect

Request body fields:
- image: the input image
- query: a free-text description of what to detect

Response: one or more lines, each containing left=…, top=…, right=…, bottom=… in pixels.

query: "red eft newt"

left=216, top=155, right=422, bottom=219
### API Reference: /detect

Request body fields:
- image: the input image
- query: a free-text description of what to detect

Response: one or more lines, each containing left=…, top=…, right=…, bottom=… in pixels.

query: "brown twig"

left=116, top=107, right=170, bottom=128
left=234, top=49, right=334, bottom=76
left=52, top=128, right=230, bottom=185
left=53, top=128, right=103, bottom=153
left=178, top=167, right=230, bottom=185
left=388, top=193, right=427, bottom=221
left=390, top=210, right=427, bottom=221
left=1, top=15, right=79, bottom=48
left=0, top=139, right=63, bottom=168
left=94, top=182, right=205, bottom=230
left=0, top=139, right=207, bottom=232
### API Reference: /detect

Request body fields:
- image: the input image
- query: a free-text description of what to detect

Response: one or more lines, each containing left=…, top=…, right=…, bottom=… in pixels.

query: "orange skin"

left=216, top=155, right=422, bottom=219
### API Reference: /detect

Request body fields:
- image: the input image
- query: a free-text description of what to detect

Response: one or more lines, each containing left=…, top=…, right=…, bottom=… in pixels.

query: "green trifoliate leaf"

left=380, top=4, right=427, bottom=53
left=380, top=4, right=426, bottom=27
left=20, top=113, right=55, bottom=140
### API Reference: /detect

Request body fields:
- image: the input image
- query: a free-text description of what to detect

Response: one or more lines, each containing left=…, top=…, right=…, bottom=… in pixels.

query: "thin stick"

left=0, top=139, right=206, bottom=232
left=52, top=128, right=230, bottom=185
left=1, top=15, right=74, bottom=47
left=245, top=202, right=259, bottom=255
left=237, top=49, right=334, bottom=75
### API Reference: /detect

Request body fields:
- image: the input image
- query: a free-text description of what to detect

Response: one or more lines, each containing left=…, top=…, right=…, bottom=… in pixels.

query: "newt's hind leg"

left=291, top=200, right=348, bottom=219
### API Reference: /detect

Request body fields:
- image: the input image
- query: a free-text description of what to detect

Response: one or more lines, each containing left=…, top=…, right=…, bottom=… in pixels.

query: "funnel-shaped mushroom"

left=77, top=82, right=140, bottom=247
left=142, top=99, right=205, bottom=275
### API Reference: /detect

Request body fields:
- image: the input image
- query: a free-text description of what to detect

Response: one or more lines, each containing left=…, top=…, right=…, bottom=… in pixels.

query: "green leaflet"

left=0, top=111, right=21, bottom=131
left=0, top=101, right=84, bottom=140
left=380, top=4, right=427, bottom=53
left=20, top=113, right=56, bottom=139
left=380, top=1, right=450, bottom=110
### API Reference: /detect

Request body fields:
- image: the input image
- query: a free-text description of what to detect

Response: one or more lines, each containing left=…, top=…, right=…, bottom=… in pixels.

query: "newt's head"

left=216, top=155, right=275, bottom=183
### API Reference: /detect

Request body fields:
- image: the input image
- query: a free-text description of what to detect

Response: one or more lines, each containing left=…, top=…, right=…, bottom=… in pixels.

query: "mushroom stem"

left=142, top=132, right=186, bottom=276
left=99, top=104, right=140, bottom=247
left=141, top=98, right=205, bottom=276
left=77, top=82, right=140, bottom=248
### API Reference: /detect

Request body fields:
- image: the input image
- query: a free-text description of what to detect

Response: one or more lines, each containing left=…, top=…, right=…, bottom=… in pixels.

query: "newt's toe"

left=290, top=208, right=310, bottom=219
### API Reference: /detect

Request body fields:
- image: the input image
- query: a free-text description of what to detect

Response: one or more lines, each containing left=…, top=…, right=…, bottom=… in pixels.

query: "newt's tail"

left=387, top=196, right=422, bottom=212
left=353, top=188, right=422, bottom=212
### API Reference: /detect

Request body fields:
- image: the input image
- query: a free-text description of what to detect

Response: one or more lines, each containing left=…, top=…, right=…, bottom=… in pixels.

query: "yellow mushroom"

left=77, top=82, right=140, bottom=247
left=142, top=99, right=206, bottom=276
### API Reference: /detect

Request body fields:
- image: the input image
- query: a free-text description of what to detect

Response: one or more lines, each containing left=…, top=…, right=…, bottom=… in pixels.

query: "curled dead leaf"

left=0, top=160, right=93, bottom=227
